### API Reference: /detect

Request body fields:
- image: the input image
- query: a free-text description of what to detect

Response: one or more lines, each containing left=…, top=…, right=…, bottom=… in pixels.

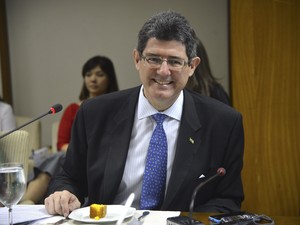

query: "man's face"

left=133, top=38, right=200, bottom=111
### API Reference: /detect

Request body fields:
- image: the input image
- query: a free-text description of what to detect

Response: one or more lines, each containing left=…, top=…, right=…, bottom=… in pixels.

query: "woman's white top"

left=0, top=101, right=16, bottom=131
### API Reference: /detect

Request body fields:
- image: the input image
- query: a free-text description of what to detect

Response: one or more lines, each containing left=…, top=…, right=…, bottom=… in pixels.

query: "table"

left=2, top=205, right=300, bottom=225
left=37, top=212, right=300, bottom=225
left=181, top=212, right=300, bottom=225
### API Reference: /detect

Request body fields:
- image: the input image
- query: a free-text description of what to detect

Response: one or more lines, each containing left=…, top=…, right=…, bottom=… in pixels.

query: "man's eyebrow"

left=144, top=53, right=183, bottom=59
left=143, top=53, right=159, bottom=56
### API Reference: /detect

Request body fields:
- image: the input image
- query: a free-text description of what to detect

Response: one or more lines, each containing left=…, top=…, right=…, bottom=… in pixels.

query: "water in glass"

left=0, top=163, right=26, bottom=225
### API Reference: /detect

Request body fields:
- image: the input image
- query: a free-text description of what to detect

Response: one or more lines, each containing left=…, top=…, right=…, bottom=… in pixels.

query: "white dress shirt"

left=0, top=101, right=16, bottom=132
left=113, top=86, right=183, bottom=208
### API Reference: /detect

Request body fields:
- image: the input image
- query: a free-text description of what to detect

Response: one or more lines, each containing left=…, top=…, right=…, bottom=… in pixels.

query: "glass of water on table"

left=0, top=163, right=26, bottom=225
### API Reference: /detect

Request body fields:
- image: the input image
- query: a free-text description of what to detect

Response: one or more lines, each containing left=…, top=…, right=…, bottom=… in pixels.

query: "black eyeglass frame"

left=140, top=55, right=189, bottom=70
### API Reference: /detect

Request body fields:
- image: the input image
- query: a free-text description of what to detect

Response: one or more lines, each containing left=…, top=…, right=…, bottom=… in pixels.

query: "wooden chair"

left=0, top=130, right=30, bottom=181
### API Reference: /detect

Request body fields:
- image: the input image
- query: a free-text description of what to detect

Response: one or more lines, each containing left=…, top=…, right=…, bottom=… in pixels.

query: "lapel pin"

left=189, top=137, right=194, bottom=144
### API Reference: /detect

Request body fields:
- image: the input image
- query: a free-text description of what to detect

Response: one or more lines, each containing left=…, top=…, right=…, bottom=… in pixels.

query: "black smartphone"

left=167, top=216, right=204, bottom=225
left=208, top=211, right=257, bottom=224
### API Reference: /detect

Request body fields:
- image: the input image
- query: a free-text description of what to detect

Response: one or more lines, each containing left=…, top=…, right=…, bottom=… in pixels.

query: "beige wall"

left=6, top=0, right=229, bottom=147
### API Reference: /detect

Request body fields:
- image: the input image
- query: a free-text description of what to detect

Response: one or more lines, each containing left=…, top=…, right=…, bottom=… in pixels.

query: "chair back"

left=0, top=130, right=30, bottom=181
left=51, top=121, right=59, bottom=153
left=15, top=116, right=41, bottom=151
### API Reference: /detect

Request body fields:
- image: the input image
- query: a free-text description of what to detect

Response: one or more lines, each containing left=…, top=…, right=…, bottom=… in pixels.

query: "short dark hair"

left=79, top=55, right=119, bottom=101
left=137, top=10, right=197, bottom=62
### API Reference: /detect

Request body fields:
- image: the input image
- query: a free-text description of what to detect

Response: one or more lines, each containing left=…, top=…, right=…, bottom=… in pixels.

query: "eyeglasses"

left=141, top=55, right=188, bottom=71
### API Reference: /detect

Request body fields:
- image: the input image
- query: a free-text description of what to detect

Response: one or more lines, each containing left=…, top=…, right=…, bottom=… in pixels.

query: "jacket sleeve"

left=47, top=105, right=88, bottom=204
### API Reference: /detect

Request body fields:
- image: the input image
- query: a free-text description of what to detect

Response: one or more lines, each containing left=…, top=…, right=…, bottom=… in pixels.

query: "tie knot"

left=152, top=113, right=167, bottom=125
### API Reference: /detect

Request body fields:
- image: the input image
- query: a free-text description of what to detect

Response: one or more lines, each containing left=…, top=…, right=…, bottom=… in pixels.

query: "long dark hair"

left=79, top=55, right=119, bottom=101
left=186, top=37, right=231, bottom=105
left=186, top=37, right=216, bottom=96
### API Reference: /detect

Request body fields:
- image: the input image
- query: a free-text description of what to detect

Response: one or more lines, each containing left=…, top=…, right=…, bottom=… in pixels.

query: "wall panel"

left=230, top=0, right=300, bottom=216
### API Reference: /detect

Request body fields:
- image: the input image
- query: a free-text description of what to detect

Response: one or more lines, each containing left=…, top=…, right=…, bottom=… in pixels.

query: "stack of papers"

left=0, top=205, right=55, bottom=225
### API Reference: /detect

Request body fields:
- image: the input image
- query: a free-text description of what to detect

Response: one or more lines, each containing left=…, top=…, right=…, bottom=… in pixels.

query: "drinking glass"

left=0, top=163, right=26, bottom=225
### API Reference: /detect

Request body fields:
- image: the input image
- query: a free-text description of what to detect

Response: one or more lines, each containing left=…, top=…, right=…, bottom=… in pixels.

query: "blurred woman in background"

left=186, top=37, right=231, bottom=105
left=21, top=55, right=119, bottom=204
left=57, top=55, right=119, bottom=151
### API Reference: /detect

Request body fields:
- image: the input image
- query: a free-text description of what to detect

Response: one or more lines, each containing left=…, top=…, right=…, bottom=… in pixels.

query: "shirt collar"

left=137, top=85, right=183, bottom=121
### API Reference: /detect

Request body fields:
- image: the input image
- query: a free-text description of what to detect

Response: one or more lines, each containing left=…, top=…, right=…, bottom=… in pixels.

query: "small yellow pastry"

left=90, top=204, right=107, bottom=220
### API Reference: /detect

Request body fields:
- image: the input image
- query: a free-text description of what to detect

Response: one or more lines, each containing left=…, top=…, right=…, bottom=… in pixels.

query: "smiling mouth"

left=154, top=79, right=172, bottom=85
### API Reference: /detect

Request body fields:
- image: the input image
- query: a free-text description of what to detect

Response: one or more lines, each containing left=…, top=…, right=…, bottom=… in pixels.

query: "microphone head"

left=48, top=104, right=63, bottom=114
left=217, top=167, right=226, bottom=176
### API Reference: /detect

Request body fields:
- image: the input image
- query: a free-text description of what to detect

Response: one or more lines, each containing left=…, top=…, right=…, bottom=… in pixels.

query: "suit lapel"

left=101, top=88, right=140, bottom=202
left=162, top=90, right=202, bottom=209
left=100, top=88, right=203, bottom=206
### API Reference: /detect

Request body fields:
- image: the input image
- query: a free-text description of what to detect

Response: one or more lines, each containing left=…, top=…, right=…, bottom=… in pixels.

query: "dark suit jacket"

left=48, top=86, right=244, bottom=213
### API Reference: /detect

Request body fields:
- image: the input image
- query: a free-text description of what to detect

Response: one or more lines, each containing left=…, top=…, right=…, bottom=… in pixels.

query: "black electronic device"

left=208, top=211, right=257, bottom=224
left=209, top=212, right=275, bottom=225
left=167, top=216, right=204, bottom=225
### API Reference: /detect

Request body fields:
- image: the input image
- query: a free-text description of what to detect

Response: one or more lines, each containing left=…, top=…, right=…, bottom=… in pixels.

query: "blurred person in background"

left=0, top=97, right=16, bottom=207
left=57, top=55, right=119, bottom=151
left=20, top=55, right=119, bottom=204
left=0, top=97, right=16, bottom=131
left=186, top=36, right=231, bottom=105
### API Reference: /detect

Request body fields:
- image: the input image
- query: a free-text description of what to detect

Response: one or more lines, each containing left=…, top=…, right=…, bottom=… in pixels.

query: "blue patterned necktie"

left=140, top=113, right=168, bottom=210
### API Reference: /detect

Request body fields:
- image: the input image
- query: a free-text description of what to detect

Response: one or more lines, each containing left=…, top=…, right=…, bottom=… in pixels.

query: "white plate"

left=68, top=205, right=136, bottom=223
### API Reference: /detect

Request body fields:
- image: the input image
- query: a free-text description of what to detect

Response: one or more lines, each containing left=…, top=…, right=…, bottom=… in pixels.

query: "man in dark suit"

left=45, top=10, right=244, bottom=217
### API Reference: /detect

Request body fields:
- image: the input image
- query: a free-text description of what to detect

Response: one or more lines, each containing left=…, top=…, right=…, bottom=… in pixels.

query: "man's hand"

left=44, top=190, right=81, bottom=217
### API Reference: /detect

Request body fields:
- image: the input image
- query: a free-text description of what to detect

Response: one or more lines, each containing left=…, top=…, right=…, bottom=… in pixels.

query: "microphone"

left=188, top=167, right=226, bottom=225
left=0, top=104, right=63, bottom=140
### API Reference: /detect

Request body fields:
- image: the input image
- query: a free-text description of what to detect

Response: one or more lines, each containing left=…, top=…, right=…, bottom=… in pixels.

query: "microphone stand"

left=188, top=168, right=226, bottom=225
left=188, top=173, right=220, bottom=225
left=0, top=112, right=49, bottom=140
left=0, top=104, right=62, bottom=140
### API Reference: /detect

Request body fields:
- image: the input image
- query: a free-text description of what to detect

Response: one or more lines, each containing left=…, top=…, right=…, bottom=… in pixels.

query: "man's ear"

left=189, top=57, right=201, bottom=76
left=133, top=49, right=141, bottom=70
